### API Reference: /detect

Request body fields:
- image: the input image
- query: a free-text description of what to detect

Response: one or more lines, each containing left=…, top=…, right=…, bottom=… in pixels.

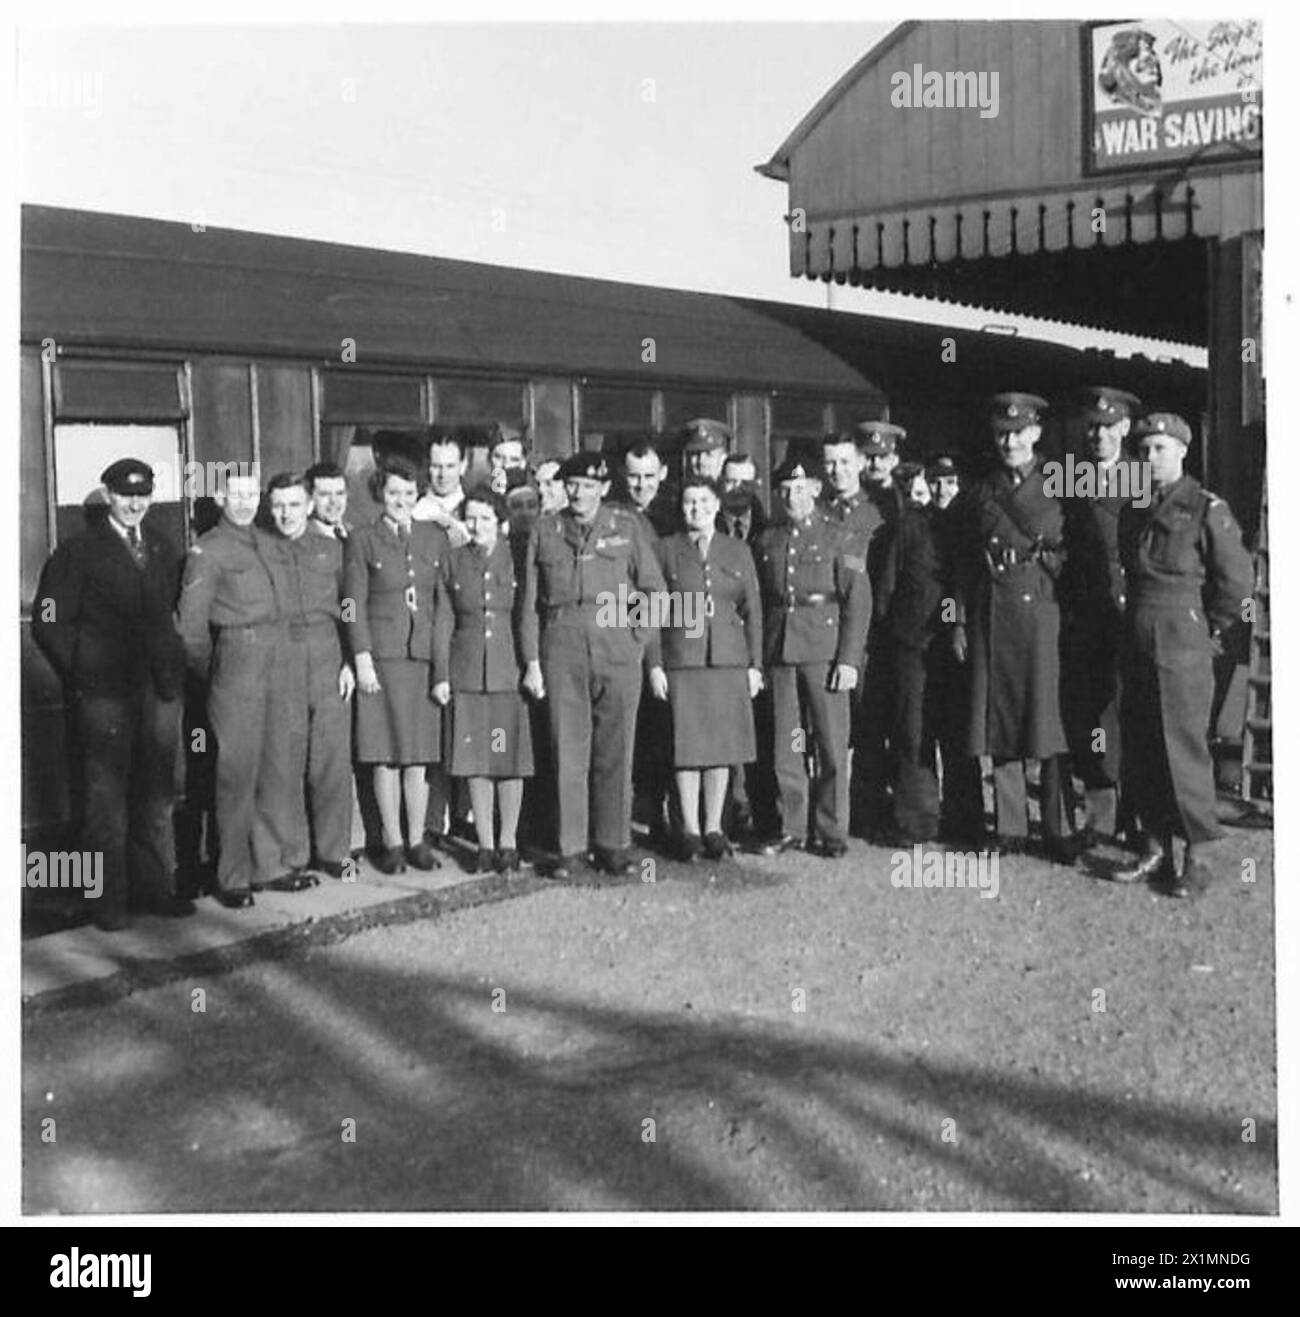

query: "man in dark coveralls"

left=1113, top=413, right=1254, bottom=897
left=520, top=451, right=666, bottom=878
left=265, top=472, right=356, bottom=880
left=178, top=470, right=297, bottom=906
left=951, top=394, right=1083, bottom=862
left=755, top=455, right=871, bottom=857
left=33, top=458, right=195, bottom=930
left=1060, top=386, right=1142, bottom=846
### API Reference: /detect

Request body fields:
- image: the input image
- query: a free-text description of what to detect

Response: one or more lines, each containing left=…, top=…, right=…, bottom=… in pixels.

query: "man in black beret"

left=519, top=449, right=666, bottom=878
left=32, top=458, right=195, bottom=930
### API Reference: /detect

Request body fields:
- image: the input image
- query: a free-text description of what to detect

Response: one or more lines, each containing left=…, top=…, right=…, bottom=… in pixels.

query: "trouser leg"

left=544, top=639, right=593, bottom=857
left=802, top=664, right=850, bottom=846
left=893, top=643, right=939, bottom=839
left=590, top=660, right=642, bottom=855
left=991, top=758, right=1029, bottom=838
left=75, top=693, right=134, bottom=919
left=126, top=688, right=182, bottom=902
left=208, top=635, right=276, bottom=894
left=851, top=640, right=894, bottom=832
left=259, top=637, right=310, bottom=872
left=745, top=686, right=779, bottom=838
left=770, top=665, right=808, bottom=840
left=306, top=644, right=353, bottom=864
left=1038, top=755, right=1069, bottom=840
left=1159, top=652, right=1222, bottom=844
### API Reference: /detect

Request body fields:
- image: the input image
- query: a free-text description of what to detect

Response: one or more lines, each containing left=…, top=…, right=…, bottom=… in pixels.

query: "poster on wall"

left=1087, top=20, right=1262, bottom=172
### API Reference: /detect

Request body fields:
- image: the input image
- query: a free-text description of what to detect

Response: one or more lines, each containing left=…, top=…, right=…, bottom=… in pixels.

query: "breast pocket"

left=1146, top=516, right=1195, bottom=570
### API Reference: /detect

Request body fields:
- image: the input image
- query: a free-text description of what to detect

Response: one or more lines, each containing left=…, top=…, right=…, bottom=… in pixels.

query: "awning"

left=789, top=171, right=1261, bottom=346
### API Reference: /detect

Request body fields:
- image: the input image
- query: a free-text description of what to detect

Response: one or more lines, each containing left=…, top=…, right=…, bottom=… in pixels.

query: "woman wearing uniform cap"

left=345, top=454, right=448, bottom=874
left=432, top=483, right=535, bottom=874
left=648, top=475, right=763, bottom=859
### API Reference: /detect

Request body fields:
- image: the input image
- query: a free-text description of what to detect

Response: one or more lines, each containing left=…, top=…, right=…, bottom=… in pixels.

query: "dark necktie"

left=127, top=526, right=146, bottom=568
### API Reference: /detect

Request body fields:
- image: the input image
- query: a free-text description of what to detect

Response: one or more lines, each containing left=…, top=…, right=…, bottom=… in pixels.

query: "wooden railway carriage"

left=19, top=205, right=1204, bottom=841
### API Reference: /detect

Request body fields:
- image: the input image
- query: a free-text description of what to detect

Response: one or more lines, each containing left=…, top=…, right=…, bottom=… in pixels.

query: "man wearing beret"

left=520, top=451, right=667, bottom=878
left=1113, top=413, right=1254, bottom=896
left=754, top=456, right=871, bottom=857
left=177, top=469, right=299, bottom=906
left=33, top=459, right=195, bottom=930
left=1059, top=386, right=1142, bottom=847
left=950, top=394, right=1082, bottom=861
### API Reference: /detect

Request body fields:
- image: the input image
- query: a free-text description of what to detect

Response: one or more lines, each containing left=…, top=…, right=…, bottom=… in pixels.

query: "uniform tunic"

left=344, top=518, right=448, bottom=765
left=826, top=485, right=893, bottom=831
left=267, top=529, right=352, bottom=866
left=655, top=530, right=762, bottom=768
left=1061, top=466, right=1130, bottom=803
left=520, top=503, right=666, bottom=857
left=33, top=513, right=187, bottom=918
left=953, top=460, right=1069, bottom=760
left=177, top=518, right=290, bottom=894
left=1118, top=475, right=1253, bottom=844
left=753, top=510, right=871, bottom=846
left=875, top=505, right=946, bottom=838
left=433, top=537, right=534, bottom=778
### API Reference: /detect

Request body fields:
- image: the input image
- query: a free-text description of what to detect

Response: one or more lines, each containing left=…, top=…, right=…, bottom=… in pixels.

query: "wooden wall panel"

left=20, top=348, right=49, bottom=606
left=255, top=363, right=314, bottom=479
left=190, top=359, right=253, bottom=467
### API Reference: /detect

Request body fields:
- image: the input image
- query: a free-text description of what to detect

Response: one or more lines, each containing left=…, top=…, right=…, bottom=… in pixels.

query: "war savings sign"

left=1087, top=20, right=1261, bottom=171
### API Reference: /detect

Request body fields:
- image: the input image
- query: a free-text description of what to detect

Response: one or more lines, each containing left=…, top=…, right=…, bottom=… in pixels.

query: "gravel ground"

left=23, top=826, right=1276, bottom=1214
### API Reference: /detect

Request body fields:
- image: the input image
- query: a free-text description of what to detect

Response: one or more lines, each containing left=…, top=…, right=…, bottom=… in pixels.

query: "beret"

left=987, top=392, right=1049, bottom=432
left=926, top=454, right=959, bottom=478
left=558, top=451, right=609, bottom=481
left=1131, top=412, right=1192, bottom=446
left=101, top=458, right=154, bottom=495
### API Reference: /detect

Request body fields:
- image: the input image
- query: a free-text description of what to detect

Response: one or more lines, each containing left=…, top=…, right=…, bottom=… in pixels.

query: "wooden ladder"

left=1241, top=479, right=1271, bottom=802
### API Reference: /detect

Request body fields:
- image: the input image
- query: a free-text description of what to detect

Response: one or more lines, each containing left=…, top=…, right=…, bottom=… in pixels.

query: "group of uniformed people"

left=32, top=388, right=1255, bottom=930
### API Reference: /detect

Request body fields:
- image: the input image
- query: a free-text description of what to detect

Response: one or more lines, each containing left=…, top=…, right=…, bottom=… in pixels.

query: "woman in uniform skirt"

left=431, top=484, right=535, bottom=873
left=344, top=455, right=448, bottom=873
left=649, top=476, right=763, bottom=860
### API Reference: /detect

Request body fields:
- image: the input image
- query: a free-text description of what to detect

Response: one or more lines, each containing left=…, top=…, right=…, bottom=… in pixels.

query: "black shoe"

left=313, top=859, right=347, bottom=880
left=406, top=841, right=442, bottom=871
left=703, top=831, right=733, bottom=861
left=1042, top=835, right=1086, bottom=868
left=260, top=869, right=317, bottom=893
left=496, top=848, right=519, bottom=875
left=814, top=838, right=849, bottom=860
left=423, top=830, right=450, bottom=853
left=994, top=835, right=1030, bottom=855
left=591, top=848, right=634, bottom=877
left=216, top=890, right=255, bottom=910
left=1170, top=858, right=1214, bottom=900
left=762, top=833, right=805, bottom=856
left=1111, top=850, right=1172, bottom=884
left=135, top=895, right=198, bottom=919
left=465, top=848, right=496, bottom=874
left=373, top=846, right=407, bottom=875
left=679, top=832, right=705, bottom=862
left=550, top=853, right=581, bottom=880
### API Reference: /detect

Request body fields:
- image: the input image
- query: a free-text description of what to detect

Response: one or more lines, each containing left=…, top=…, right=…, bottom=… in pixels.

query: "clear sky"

left=17, top=17, right=1205, bottom=359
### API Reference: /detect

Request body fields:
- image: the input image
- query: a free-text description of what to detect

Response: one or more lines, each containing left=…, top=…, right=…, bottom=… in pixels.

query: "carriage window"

left=660, top=389, right=731, bottom=433
left=52, top=423, right=185, bottom=548
left=435, top=377, right=526, bottom=426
